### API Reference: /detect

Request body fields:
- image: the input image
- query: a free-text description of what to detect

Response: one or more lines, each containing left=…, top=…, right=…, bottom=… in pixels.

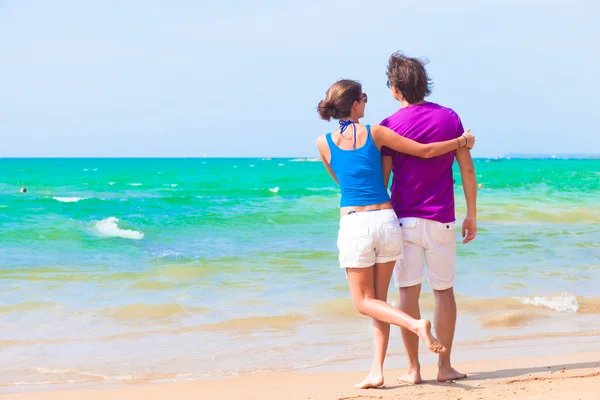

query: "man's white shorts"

left=337, top=209, right=404, bottom=268
left=393, top=217, right=456, bottom=290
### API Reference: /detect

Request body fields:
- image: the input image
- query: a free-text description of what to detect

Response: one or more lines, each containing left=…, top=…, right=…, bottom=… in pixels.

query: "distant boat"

left=203, top=153, right=207, bottom=158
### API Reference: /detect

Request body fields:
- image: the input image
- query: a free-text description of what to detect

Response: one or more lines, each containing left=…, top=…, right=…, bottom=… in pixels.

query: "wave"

left=312, top=293, right=600, bottom=323
left=129, top=183, right=143, bottom=186
left=0, top=301, right=61, bottom=314
left=458, top=293, right=600, bottom=315
left=151, top=249, right=184, bottom=259
left=477, top=310, right=543, bottom=328
left=290, top=158, right=320, bottom=162
left=52, top=197, right=85, bottom=203
left=131, top=280, right=180, bottom=290
left=199, top=314, right=307, bottom=331
left=461, top=329, right=600, bottom=346
left=306, top=187, right=338, bottom=192
left=98, top=303, right=209, bottom=321
left=516, top=294, right=579, bottom=313
left=269, top=187, right=280, bottom=193
left=94, top=217, right=144, bottom=240
left=477, top=205, right=600, bottom=224
left=0, top=367, right=154, bottom=387
left=313, top=298, right=361, bottom=319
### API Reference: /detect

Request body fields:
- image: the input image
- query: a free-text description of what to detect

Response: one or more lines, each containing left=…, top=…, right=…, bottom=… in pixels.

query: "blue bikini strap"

left=339, top=120, right=357, bottom=149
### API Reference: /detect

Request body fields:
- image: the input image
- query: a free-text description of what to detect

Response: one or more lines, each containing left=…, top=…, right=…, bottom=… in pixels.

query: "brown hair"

left=317, top=79, right=362, bottom=121
left=386, top=52, right=432, bottom=104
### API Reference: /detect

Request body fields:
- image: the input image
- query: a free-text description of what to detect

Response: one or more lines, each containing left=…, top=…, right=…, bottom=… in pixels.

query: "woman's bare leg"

left=353, top=261, right=395, bottom=389
left=346, top=266, right=445, bottom=356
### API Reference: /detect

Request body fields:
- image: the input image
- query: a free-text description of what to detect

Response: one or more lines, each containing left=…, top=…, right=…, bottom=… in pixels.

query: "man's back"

left=382, top=102, right=463, bottom=223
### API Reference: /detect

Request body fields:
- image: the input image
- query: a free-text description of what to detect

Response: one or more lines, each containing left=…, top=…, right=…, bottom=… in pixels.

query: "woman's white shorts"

left=337, top=209, right=403, bottom=269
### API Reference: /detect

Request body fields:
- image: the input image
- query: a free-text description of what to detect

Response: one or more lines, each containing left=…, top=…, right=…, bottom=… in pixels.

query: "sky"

left=0, top=0, right=598, bottom=158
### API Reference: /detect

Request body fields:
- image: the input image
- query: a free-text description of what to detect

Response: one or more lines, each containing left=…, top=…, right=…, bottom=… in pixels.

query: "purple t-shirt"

left=381, top=102, right=463, bottom=223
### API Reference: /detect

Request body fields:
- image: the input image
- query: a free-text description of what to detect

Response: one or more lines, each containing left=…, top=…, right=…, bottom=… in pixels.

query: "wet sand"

left=5, top=350, right=600, bottom=400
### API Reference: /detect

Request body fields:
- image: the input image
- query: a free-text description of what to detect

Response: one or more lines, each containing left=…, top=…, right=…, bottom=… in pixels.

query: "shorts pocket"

left=337, top=227, right=371, bottom=255
left=379, top=224, right=403, bottom=258
left=398, top=218, right=417, bottom=241
left=432, top=221, right=456, bottom=244
left=398, top=217, right=417, bottom=228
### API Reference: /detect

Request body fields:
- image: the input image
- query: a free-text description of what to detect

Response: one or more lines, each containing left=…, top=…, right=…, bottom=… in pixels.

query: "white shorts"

left=337, top=209, right=404, bottom=268
left=393, top=217, right=456, bottom=290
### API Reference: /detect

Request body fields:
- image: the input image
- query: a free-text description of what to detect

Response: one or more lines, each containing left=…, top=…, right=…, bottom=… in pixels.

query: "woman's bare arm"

left=316, top=135, right=339, bottom=185
left=372, top=125, right=474, bottom=158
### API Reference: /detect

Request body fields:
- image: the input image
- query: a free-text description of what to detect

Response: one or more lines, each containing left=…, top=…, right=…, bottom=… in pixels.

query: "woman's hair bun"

left=317, top=100, right=338, bottom=121
left=316, top=79, right=362, bottom=122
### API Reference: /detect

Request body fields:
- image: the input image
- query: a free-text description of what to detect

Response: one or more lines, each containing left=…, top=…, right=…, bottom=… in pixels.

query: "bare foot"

left=415, top=319, right=446, bottom=354
left=353, top=372, right=384, bottom=389
left=397, top=369, right=422, bottom=385
left=438, top=367, right=467, bottom=382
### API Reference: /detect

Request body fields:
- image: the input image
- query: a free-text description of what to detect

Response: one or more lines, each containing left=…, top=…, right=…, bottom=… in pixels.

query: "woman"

left=316, top=79, right=474, bottom=389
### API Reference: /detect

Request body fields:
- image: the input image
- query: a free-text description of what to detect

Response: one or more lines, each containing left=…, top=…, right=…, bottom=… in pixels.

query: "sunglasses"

left=359, top=93, right=368, bottom=103
left=386, top=81, right=391, bottom=89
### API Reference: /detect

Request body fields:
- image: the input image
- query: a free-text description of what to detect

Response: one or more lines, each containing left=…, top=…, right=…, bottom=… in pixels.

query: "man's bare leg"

left=353, top=262, right=395, bottom=389
left=434, top=287, right=467, bottom=382
left=397, top=284, right=423, bottom=384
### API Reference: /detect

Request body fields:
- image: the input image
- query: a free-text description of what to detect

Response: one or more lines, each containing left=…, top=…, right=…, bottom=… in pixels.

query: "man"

left=380, top=52, right=477, bottom=383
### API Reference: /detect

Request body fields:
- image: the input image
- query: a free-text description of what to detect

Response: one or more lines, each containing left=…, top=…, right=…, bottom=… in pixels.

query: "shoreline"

left=4, top=350, right=600, bottom=400
left=3, top=325, right=600, bottom=395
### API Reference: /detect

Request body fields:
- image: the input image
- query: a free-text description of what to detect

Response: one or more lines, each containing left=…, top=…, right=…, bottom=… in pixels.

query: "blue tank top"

left=326, top=124, right=391, bottom=207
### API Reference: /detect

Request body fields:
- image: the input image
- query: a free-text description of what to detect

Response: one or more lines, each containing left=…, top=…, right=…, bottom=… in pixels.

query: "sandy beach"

left=4, top=350, right=599, bottom=400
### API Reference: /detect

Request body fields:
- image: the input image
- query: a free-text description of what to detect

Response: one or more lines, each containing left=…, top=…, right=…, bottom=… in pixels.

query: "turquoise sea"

left=1, top=158, right=600, bottom=392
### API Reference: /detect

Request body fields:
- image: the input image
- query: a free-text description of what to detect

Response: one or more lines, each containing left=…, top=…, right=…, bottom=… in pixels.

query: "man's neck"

left=400, top=99, right=427, bottom=108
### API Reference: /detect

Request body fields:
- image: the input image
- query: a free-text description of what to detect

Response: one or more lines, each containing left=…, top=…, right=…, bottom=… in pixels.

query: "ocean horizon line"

left=1, top=155, right=599, bottom=160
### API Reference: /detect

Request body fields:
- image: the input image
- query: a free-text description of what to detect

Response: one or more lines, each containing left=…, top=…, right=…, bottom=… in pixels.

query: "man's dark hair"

left=386, top=52, right=432, bottom=104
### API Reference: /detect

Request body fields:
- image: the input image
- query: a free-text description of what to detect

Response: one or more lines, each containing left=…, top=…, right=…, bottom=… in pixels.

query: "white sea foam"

left=171, top=184, right=178, bottom=187
left=53, top=197, right=84, bottom=203
left=278, top=163, right=284, bottom=166
left=129, top=183, right=143, bottom=186
left=152, top=249, right=184, bottom=259
left=108, top=182, right=115, bottom=185
left=95, top=217, right=144, bottom=240
left=269, top=187, right=280, bottom=193
left=515, top=294, right=579, bottom=313
left=290, top=158, right=320, bottom=162
left=250, top=164, right=255, bottom=167
left=33, top=367, right=78, bottom=375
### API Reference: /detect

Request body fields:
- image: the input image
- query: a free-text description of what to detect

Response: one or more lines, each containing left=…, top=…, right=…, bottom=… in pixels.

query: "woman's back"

left=325, top=123, right=390, bottom=208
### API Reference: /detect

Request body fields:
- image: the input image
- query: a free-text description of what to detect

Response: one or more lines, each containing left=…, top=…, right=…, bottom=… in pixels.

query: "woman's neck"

left=343, top=117, right=360, bottom=123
